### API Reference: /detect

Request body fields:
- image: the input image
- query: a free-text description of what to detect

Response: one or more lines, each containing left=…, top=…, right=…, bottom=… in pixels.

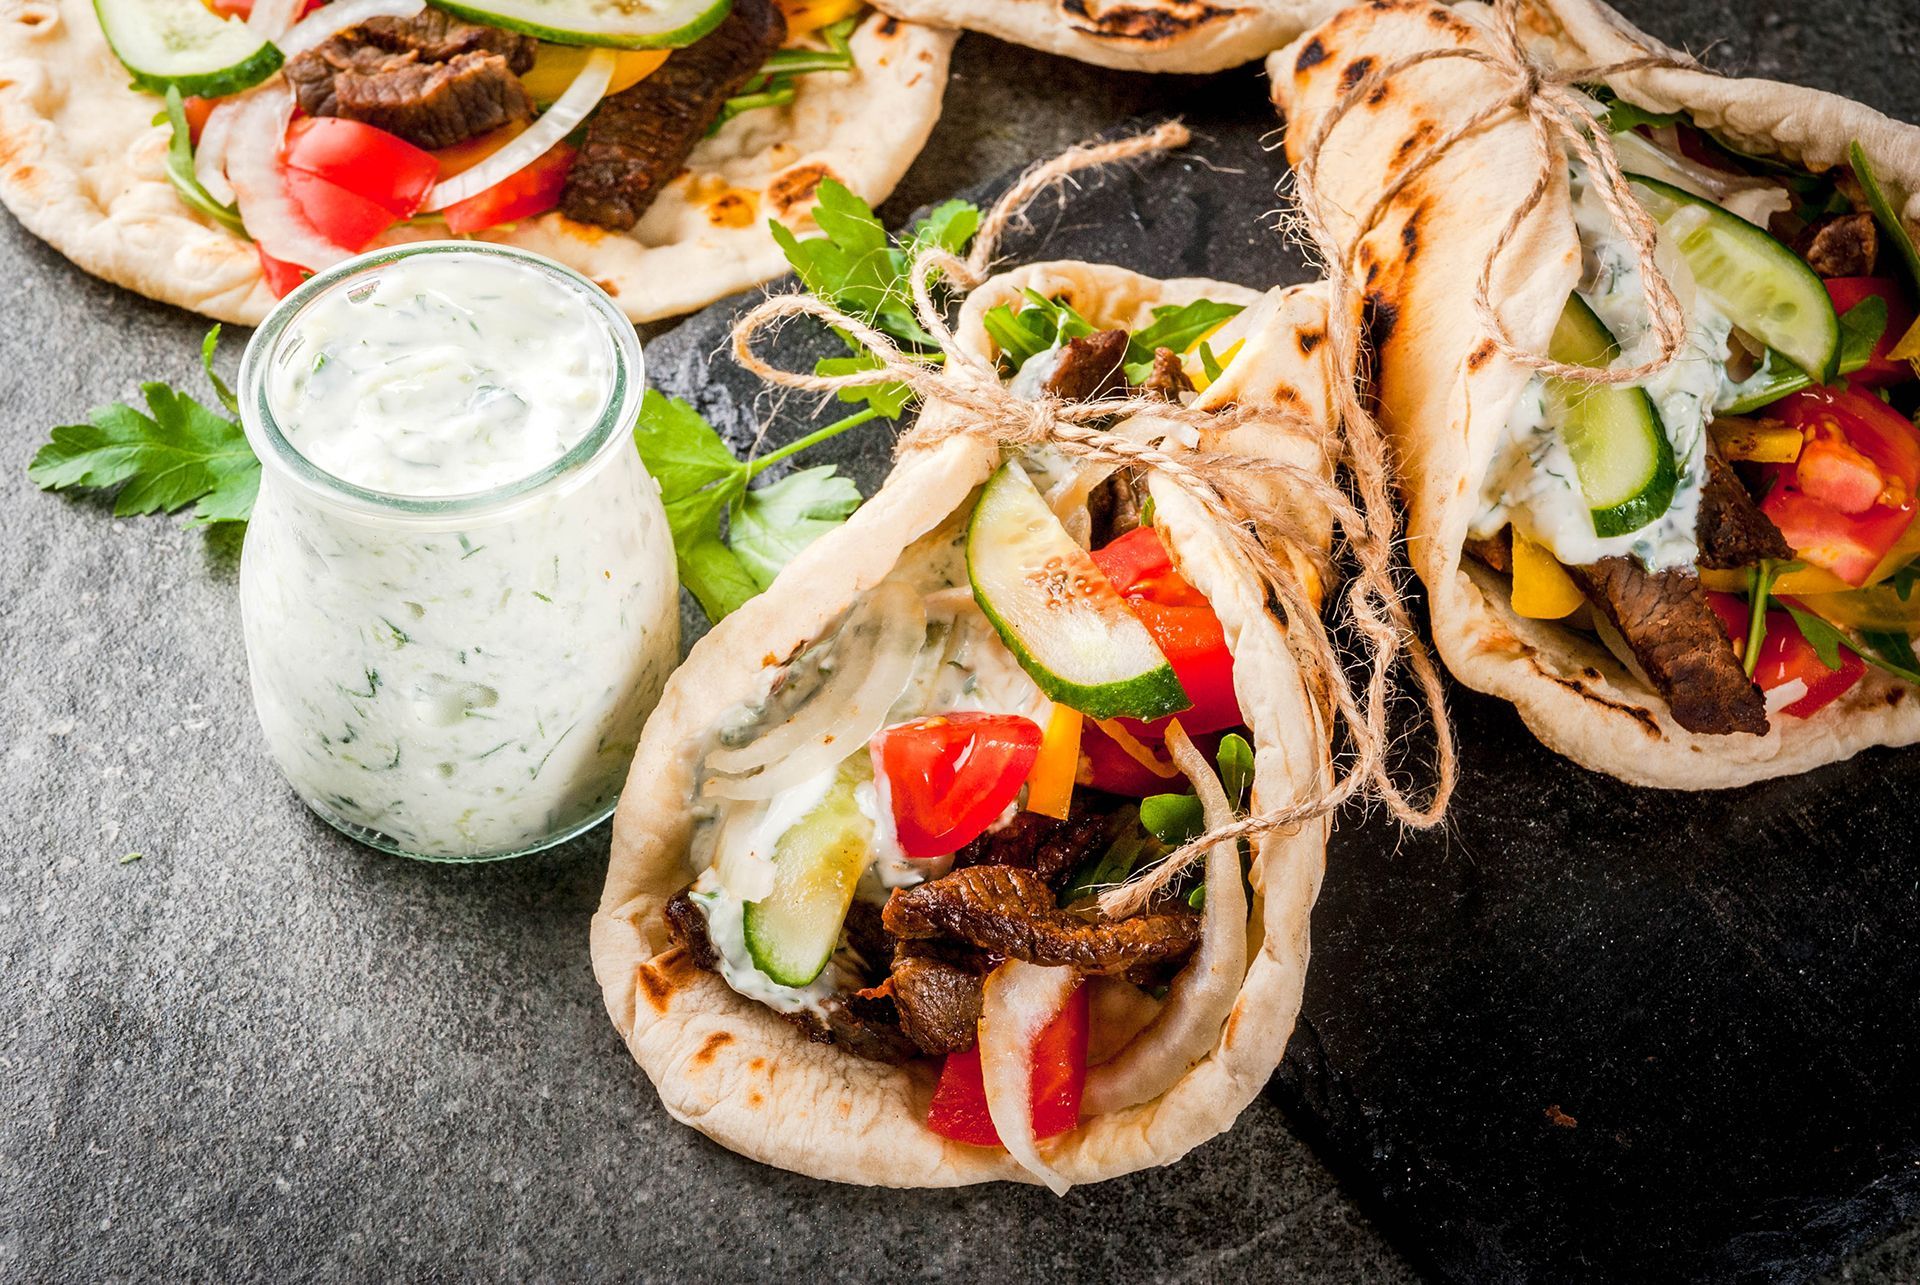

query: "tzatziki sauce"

left=238, top=244, right=678, bottom=860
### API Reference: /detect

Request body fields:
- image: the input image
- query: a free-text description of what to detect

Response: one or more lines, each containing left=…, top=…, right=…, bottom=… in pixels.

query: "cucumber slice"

left=967, top=461, right=1188, bottom=722
left=742, top=761, right=872, bottom=988
left=1628, top=173, right=1841, bottom=382
left=1546, top=293, right=1678, bottom=538
left=425, top=0, right=731, bottom=48
left=95, top=0, right=283, bottom=98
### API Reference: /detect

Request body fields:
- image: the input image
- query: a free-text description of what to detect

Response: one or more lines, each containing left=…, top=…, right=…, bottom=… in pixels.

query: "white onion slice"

left=195, top=98, right=239, bottom=207
left=1082, top=721, right=1249, bottom=1115
left=702, top=580, right=925, bottom=799
left=247, top=0, right=303, bottom=40
left=977, top=960, right=1079, bottom=1195
left=225, top=86, right=351, bottom=272
left=279, top=0, right=424, bottom=55
left=424, top=48, right=614, bottom=210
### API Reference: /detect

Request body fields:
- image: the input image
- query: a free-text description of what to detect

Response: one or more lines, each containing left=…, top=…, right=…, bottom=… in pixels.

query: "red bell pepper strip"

left=1091, top=527, right=1241, bottom=736
left=441, top=142, right=577, bottom=235
left=927, top=980, right=1088, bottom=1147
left=871, top=713, right=1042, bottom=859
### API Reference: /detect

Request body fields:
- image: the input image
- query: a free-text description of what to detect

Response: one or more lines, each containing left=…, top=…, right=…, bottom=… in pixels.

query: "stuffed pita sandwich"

left=591, top=261, right=1338, bottom=1188
left=870, top=0, right=1338, bottom=72
left=0, top=0, right=950, bottom=323
left=1273, top=0, right=1920, bottom=788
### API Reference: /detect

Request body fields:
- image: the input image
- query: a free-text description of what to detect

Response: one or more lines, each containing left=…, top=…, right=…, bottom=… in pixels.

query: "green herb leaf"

left=1782, top=603, right=1851, bottom=671
left=815, top=350, right=912, bottom=419
left=905, top=199, right=982, bottom=261
left=1851, top=141, right=1920, bottom=291
left=1217, top=732, right=1254, bottom=810
left=30, top=378, right=259, bottom=525
left=632, top=388, right=746, bottom=499
left=1888, top=557, right=1919, bottom=602
left=158, top=89, right=245, bottom=236
left=1590, top=85, right=1685, bottom=133
left=1121, top=300, right=1244, bottom=381
left=1139, top=792, right=1204, bottom=847
left=665, top=480, right=758, bottom=622
left=729, top=464, right=861, bottom=591
left=1838, top=295, right=1890, bottom=372
left=1058, top=824, right=1152, bottom=905
left=1198, top=340, right=1224, bottom=384
left=201, top=324, right=239, bottom=415
left=1860, top=629, right=1920, bottom=685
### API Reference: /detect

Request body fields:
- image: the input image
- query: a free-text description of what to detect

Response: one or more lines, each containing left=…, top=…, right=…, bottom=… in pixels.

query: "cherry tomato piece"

left=926, top=980, right=1088, bottom=1147
left=872, top=713, right=1042, bottom=859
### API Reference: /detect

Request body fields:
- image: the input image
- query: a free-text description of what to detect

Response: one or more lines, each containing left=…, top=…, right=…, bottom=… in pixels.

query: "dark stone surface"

left=1, top=4, right=1917, bottom=1284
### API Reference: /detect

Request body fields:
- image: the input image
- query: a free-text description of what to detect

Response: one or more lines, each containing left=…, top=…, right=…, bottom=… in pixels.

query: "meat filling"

left=1696, top=454, right=1793, bottom=569
left=1795, top=212, right=1879, bottom=279
left=1140, top=346, right=1195, bottom=402
left=284, top=11, right=537, bottom=150
left=1042, top=329, right=1129, bottom=402
left=1566, top=556, right=1769, bottom=736
left=950, top=806, right=1112, bottom=887
left=560, top=0, right=787, bottom=230
left=889, top=942, right=986, bottom=1056
left=883, top=864, right=1203, bottom=977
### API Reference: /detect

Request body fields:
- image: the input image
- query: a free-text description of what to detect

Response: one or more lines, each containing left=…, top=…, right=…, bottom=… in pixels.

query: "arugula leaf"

left=30, top=332, right=259, bottom=527
left=1783, top=603, right=1850, bottom=671
left=1719, top=299, right=1888, bottom=415
left=1839, top=296, right=1890, bottom=371
left=1852, top=141, right=1920, bottom=290
left=158, top=89, right=245, bottom=236
left=1742, top=558, right=1801, bottom=677
left=729, top=465, right=861, bottom=591
left=981, top=290, right=1100, bottom=373
left=201, top=325, right=240, bottom=416
left=1121, top=300, right=1244, bottom=382
left=1860, top=630, right=1920, bottom=685
left=1888, top=557, right=1919, bottom=602
left=1058, top=825, right=1153, bottom=905
left=1217, top=732, right=1254, bottom=810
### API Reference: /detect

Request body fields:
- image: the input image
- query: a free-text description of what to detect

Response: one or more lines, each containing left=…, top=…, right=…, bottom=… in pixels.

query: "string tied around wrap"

left=730, top=123, right=1460, bottom=923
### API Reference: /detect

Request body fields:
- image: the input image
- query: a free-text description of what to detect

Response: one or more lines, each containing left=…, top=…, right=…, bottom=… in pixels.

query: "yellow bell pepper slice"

left=1793, top=582, right=1920, bottom=634
left=1710, top=416, right=1804, bottom=465
left=522, top=47, right=668, bottom=107
left=1024, top=704, right=1083, bottom=820
left=1699, top=514, right=1920, bottom=596
left=1188, top=339, right=1243, bottom=393
left=778, top=0, right=864, bottom=37
left=1509, top=530, right=1585, bottom=619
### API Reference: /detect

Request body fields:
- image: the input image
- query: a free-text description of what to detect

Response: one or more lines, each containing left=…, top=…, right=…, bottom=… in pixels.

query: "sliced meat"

left=950, top=807, right=1112, bottom=888
left=1567, top=556, right=1768, bottom=735
left=1042, top=329, right=1129, bottom=402
left=1796, top=212, right=1878, bottom=278
left=1464, top=532, right=1512, bottom=574
left=663, top=888, right=721, bottom=970
left=1697, top=454, right=1792, bottom=569
left=1088, top=467, right=1145, bottom=546
left=284, top=11, right=537, bottom=149
left=890, top=942, right=985, bottom=1056
left=841, top=897, right=894, bottom=976
left=883, top=865, right=1203, bottom=977
left=809, top=992, right=920, bottom=1064
left=560, top=0, right=786, bottom=230
left=1140, top=347, right=1194, bottom=402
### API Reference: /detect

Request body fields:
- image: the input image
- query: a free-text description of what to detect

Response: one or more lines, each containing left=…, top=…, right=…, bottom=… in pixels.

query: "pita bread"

left=1272, top=0, right=1920, bottom=789
left=0, top=0, right=952, bottom=324
left=592, top=262, right=1339, bottom=1186
left=873, top=0, right=1340, bottom=72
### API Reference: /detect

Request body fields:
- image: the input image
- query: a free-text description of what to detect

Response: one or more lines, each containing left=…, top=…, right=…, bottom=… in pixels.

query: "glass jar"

left=237, top=243, right=679, bottom=861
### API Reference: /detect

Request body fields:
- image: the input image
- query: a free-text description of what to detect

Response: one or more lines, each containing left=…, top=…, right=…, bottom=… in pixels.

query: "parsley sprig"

left=29, top=326, right=257, bottom=525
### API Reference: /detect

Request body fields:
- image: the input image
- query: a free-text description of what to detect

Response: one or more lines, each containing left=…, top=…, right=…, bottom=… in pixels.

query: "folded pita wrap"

left=872, top=0, right=1339, bottom=72
left=592, top=262, right=1338, bottom=1186
left=0, top=0, right=951, bottom=324
left=1271, top=0, right=1920, bottom=787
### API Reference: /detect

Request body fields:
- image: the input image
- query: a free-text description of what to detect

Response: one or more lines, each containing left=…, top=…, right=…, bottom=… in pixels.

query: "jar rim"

left=237, top=241, right=642, bottom=519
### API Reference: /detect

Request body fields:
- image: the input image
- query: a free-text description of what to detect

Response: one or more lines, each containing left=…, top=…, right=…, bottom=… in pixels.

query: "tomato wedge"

left=1707, top=592, right=1866, bottom=719
left=1763, top=387, right=1920, bottom=586
left=871, top=713, right=1042, bottom=859
left=441, top=142, right=576, bottom=235
left=282, top=168, right=396, bottom=253
left=927, top=980, right=1088, bottom=1147
left=1091, top=527, right=1241, bottom=736
left=284, top=117, right=439, bottom=222
left=1826, top=278, right=1917, bottom=387
left=256, top=244, right=309, bottom=299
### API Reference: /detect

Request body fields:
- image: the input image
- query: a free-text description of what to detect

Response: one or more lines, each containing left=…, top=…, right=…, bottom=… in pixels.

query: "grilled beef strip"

left=284, top=11, right=537, bottom=150
left=950, top=806, right=1113, bottom=888
left=1141, top=347, right=1195, bottom=402
left=560, top=0, right=786, bottom=230
left=1795, top=212, right=1878, bottom=278
left=883, top=865, right=1203, bottom=977
left=1042, top=329, right=1130, bottom=402
left=1565, top=556, right=1769, bottom=735
left=1697, top=454, right=1793, bottom=569
left=1088, top=468, right=1146, bottom=546
left=889, top=941, right=986, bottom=1056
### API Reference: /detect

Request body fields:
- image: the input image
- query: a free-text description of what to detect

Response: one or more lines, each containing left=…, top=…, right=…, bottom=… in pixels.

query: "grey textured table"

left=3, top=4, right=1917, bottom=1281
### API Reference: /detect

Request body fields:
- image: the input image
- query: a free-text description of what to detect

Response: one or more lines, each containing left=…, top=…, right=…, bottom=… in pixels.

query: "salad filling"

left=660, top=293, right=1275, bottom=1164
left=1466, top=99, right=1920, bottom=736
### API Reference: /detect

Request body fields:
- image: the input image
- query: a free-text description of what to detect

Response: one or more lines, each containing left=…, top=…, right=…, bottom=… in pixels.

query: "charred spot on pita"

left=1298, top=328, right=1325, bottom=354
left=1058, top=0, right=1232, bottom=42
left=1295, top=38, right=1329, bottom=72
left=1467, top=338, right=1498, bottom=370
left=1363, top=290, right=1399, bottom=348
left=1340, top=56, right=1374, bottom=92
